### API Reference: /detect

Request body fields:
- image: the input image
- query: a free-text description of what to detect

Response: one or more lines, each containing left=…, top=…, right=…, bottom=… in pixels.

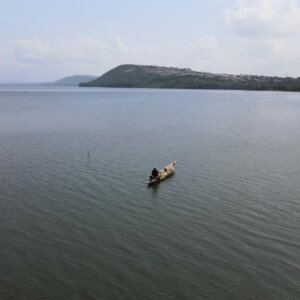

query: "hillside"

left=48, top=75, right=97, bottom=86
left=79, top=64, right=300, bottom=91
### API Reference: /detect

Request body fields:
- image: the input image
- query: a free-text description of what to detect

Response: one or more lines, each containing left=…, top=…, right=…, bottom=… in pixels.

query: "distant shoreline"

left=79, top=64, right=300, bottom=92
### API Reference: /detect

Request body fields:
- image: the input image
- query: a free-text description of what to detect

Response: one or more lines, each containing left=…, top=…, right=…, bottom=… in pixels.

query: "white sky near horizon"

left=1, top=0, right=300, bottom=81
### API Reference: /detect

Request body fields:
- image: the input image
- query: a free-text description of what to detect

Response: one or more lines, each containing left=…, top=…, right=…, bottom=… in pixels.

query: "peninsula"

left=80, top=64, right=300, bottom=91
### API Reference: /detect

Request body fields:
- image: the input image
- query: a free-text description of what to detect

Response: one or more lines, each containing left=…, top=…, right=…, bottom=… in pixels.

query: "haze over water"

left=0, top=86, right=299, bottom=299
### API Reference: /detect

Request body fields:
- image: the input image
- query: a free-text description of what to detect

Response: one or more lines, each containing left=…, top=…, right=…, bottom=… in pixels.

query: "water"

left=0, top=86, right=299, bottom=299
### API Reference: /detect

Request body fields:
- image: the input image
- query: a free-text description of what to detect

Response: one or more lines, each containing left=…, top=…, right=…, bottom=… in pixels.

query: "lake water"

left=0, top=86, right=299, bottom=299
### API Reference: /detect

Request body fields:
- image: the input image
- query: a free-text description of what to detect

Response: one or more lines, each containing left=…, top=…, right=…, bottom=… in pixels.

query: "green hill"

left=80, top=64, right=300, bottom=91
left=79, top=65, right=161, bottom=87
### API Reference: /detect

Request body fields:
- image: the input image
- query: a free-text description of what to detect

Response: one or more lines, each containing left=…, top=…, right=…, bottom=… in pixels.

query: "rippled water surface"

left=0, top=86, right=299, bottom=299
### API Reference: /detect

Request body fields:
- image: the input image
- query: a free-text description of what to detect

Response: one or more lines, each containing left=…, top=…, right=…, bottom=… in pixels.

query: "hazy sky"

left=1, top=0, right=300, bottom=81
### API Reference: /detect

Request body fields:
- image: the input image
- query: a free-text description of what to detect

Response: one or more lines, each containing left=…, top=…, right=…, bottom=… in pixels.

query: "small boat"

left=147, top=161, right=176, bottom=185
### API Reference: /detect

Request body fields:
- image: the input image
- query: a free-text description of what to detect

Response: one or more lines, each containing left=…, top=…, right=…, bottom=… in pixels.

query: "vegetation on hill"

left=79, top=64, right=300, bottom=91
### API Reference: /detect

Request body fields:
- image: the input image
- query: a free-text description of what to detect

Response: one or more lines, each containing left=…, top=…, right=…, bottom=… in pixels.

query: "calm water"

left=0, top=86, right=299, bottom=299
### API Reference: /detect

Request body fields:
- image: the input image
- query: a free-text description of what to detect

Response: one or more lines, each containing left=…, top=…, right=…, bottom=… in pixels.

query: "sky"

left=1, top=0, right=300, bottom=81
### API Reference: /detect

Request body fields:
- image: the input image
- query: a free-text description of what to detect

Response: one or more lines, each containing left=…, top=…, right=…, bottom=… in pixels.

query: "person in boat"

left=150, top=168, right=159, bottom=180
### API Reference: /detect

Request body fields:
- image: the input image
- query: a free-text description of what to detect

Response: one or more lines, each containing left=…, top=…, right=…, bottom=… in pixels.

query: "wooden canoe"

left=147, top=161, right=176, bottom=185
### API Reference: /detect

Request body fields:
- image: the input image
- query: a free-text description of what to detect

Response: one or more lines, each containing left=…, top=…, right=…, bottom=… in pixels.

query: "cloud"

left=0, top=37, right=109, bottom=65
left=8, top=38, right=50, bottom=63
left=115, top=36, right=129, bottom=54
left=224, top=0, right=300, bottom=38
left=0, top=37, right=112, bottom=80
left=221, top=0, right=300, bottom=76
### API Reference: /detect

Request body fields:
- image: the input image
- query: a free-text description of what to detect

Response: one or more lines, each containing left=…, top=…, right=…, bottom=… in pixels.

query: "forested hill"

left=79, top=64, right=300, bottom=91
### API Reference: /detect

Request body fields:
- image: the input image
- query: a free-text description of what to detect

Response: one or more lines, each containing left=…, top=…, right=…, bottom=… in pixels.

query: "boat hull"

left=147, top=161, right=176, bottom=185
